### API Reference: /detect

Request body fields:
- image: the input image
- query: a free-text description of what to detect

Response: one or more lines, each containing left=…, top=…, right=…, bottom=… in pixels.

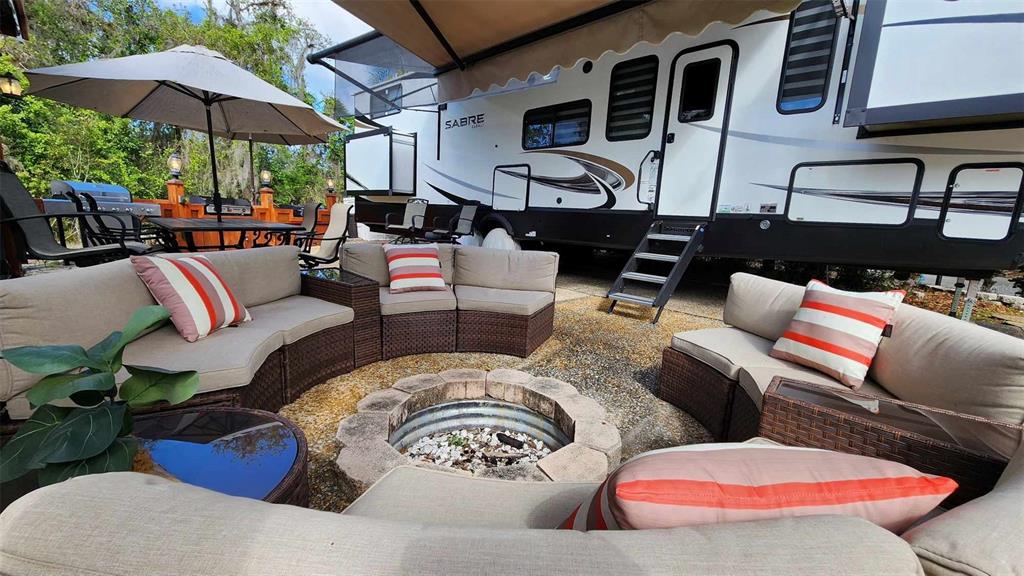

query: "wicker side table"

left=302, top=269, right=381, bottom=368
left=759, top=377, right=1019, bottom=507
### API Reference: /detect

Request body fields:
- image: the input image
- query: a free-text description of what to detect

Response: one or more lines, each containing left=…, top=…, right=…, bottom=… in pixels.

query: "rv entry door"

left=656, top=42, right=736, bottom=219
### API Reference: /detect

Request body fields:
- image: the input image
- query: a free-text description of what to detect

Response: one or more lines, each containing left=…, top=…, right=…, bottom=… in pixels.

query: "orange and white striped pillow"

left=770, top=280, right=904, bottom=389
left=560, top=443, right=956, bottom=533
left=132, top=255, right=250, bottom=342
left=383, top=243, right=446, bottom=294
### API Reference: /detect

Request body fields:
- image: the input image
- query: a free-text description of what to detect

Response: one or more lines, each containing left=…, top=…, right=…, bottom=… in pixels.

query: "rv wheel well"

left=479, top=213, right=514, bottom=237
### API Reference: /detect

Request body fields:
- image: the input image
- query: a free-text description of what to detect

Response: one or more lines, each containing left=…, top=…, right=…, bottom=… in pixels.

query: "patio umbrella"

left=24, top=45, right=342, bottom=221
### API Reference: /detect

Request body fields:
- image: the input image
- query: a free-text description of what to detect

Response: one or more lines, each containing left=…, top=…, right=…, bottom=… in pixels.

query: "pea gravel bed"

left=279, top=294, right=723, bottom=512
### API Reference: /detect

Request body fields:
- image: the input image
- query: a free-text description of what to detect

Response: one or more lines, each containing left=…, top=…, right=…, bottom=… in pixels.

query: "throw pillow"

left=770, top=279, right=905, bottom=388
left=132, top=255, right=250, bottom=342
left=383, top=243, right=446, bottom=293
left=560, top=443, right=956, bottom=533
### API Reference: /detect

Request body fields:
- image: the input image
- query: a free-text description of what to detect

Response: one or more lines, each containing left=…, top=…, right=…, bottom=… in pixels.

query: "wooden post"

left=258, top=186, right=275, bottom=222
left=165, top=178, right=185, bottom=218
left=325, top=193, right=337, bottom=210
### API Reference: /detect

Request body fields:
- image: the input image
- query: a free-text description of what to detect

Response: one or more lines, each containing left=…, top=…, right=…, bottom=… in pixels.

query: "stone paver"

left=475, top=462, right=549, bottom=482
left=439, top=368, right=487, bottom=398
left=538, top=443, right=609, bottom=482
left=335, top=412, right=389, bottom=447
left=553, top=393, right=607, bottom=438
left=355, top=388, right=410, bottom=429
left=485, top=368, right=531, bottom=401
left=574, top=419, right=622, bottom=468
left=336, top=440, right=408, bottom=499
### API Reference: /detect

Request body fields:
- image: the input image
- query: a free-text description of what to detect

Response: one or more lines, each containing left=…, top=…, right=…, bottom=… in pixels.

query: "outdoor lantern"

left=0, top=72, right=23, bottom=98
left=166, top=152, right=183, bottom=178
left=259, top=168, right=272, bottom=187
left=326, top=176, right=336, bottom=193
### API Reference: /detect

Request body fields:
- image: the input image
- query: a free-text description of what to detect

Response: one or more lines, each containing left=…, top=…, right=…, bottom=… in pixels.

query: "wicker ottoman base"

left=382, top=310, right=457, bottom=359
left=456, top=303, right=554, bottom=357
left=657, top=347, right=738, bottom=440
left=283, top=323, right=354, bottom=403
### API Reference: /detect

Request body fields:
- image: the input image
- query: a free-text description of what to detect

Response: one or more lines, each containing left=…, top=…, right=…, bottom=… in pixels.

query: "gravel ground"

left=279, top=284, right=725, bottom=512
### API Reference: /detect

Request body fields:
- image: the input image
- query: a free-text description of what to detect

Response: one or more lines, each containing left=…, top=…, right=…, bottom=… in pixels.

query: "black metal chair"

left=1, top=162, right=131, bottom=271
left=298, top=203, right=353, bottom=269
left=425, top=203, right=478, bottom=243
left=384, top=198, right=428, bottom=244
left=63, top=191, right=161, bottom=255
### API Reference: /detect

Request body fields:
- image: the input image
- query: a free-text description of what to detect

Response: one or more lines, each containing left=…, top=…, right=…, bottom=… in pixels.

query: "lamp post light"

left=167, top=152, right=183, bottom=179
left=0, top=72, right=23, bottom=99
left=326, top=176, right=336, bottom=194
left=259, top=168, right=272, bottom=188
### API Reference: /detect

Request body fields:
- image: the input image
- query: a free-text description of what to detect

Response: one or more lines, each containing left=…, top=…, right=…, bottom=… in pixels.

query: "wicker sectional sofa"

left=0, top=246, right=355, bottom=421
left=340, top=243, right=558, bottom=359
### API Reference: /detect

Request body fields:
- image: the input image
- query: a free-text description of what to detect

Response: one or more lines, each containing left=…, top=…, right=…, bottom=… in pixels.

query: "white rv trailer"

left=317, top=0, right=1024, bottom=282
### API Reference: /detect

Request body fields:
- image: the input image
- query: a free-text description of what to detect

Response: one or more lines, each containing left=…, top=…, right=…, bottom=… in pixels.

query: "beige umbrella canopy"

left=26, top=45, right=342, bottom=219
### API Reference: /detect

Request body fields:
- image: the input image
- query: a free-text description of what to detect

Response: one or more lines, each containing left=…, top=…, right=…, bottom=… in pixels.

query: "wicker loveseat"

left=340, top=243, right=558, bottom=359
left=0, top=246, right=355, bottom=422
left=3, top=437, right=1022, bottom=575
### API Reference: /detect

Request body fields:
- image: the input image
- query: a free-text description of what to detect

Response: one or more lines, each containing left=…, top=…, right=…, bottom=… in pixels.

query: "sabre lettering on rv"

left=444, top=114, right=485, bottom=130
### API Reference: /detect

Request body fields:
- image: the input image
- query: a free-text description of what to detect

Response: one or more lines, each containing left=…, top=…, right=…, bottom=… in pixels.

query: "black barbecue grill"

left=45, top=180, right=160, bottom=217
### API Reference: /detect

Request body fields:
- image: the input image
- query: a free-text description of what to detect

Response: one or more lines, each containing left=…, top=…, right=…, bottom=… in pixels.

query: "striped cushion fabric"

left=131, top=255, right=250, bottom=342
left=383, top=243, right=446, bottom=294
left=770, top=280, right=905, bottom=389
left=560, top=443, right=956, bottom=533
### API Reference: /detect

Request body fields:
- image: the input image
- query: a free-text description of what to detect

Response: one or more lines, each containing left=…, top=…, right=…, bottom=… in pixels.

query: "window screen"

left=678, top=59, right=721, bottom=123
left=523, top=99, right=591, bottom=149
left=370, top=84, right=402, bottom=119
left=778, top=0, right=839, bottom=113
left=606, top=56, right=659, bottom=141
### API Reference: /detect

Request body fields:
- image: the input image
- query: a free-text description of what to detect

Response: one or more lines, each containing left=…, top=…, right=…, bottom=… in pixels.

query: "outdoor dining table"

left=147, top=217, right=304, bottom=252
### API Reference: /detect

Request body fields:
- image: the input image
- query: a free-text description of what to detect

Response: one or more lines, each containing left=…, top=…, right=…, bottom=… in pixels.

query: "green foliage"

left=0, top=306, right=198, bottom=486
left=0, top=0, right=350, bottom=203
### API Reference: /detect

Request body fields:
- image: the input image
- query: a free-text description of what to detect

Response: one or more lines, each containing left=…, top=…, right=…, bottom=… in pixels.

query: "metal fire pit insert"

left=335, top=369, right=622, bottom=496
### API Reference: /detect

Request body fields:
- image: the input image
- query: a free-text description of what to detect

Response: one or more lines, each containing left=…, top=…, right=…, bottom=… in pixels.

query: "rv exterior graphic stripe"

left=882, top=13, right=1024, bottom=28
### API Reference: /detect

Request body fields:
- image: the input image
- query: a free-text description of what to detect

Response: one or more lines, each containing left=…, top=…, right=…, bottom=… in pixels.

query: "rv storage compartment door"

left=845, top=1, right=1024, bottom=133
left=344, top=129, right=417, bottom=195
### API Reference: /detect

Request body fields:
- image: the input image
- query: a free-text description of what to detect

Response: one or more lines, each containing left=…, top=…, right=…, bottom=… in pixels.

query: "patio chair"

left=0, top=161, right=131, bottom=269
left=294, top=200, right=323, bottom=251
left=425, top=202, right=478, bottom=243
left=63, top=191, right=161, bottom=254
left=385, top=198, right=427, bottom=244
left=298, top=203, right=353, bottom=269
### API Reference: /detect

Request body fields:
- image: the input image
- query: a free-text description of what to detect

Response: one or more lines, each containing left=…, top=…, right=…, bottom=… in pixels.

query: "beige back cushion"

left=342, top=242, right=455, bottom=286
left=165, top=246, right=300, bottom=307
left=723, top=273, right=804, bottom=340
left=871, top=303, right=1024, bottom=457
left=453, top=246, right=559, bottom=293
left=0, top=260, right=155, bottom=401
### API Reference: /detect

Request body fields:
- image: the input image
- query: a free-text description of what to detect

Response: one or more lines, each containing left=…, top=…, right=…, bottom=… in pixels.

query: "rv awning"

left=333, top=0, right=802, bottom=101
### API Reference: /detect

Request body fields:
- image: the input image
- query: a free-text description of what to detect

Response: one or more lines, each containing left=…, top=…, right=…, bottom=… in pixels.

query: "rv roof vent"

left=606, top=55, right=659, bottom=141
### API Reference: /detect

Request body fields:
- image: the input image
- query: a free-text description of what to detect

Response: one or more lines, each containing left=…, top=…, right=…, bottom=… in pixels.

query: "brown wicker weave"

left=456, top=303, right=554, bottom=357
left=282, top=323, right=354, bottom=403
left=382, top=310, right=457, bottom=359
left=301, top=270, right=381, bottom=368
left=657, top=347, right=737, bottom=440
left=726, top=389, right=761, bottom=441
left=760, top=377, right=1017, bottom=507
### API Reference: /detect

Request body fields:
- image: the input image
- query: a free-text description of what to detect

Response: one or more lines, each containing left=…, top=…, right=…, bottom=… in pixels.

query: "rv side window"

left=522, top=100, right=591, bottom=150
left=370, top=84, right=403, bottom=119
left=777, top=0, right=839, bottom=113
left=678, top=59, right=720, bottom=123
left=606, top=55, right=659, bottom=141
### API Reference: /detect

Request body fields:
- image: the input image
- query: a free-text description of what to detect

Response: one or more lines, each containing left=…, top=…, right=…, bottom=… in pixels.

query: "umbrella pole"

left=248, top=136, right=255, bottom=204
left=204, top=102, right=224, bottom=225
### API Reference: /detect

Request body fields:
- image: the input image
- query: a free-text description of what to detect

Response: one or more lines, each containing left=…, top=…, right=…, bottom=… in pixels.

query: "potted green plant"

left=0, top=306, right=198, bottom=485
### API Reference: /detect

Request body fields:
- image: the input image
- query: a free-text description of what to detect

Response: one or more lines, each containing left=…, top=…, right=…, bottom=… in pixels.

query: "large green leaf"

left=0, top=405, right=71, bottom=482
left=120, top=367, right=199, bottom=408
left=85, top=306, right=169, bottom=372
left=34, top=403, right=126, bottom=465
left=0, top=345, right=104, bottom=375
left=26, top=371, right=115, bottom=408
left=37, top=437, right=137, bottom=486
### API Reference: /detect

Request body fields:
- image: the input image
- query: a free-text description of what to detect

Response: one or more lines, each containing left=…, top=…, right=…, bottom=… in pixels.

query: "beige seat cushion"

left=454, top=285, right=554, bottom=316
left=0, top=472, right=924, bottom=576
left=454, top=246, right=558, bottom=292
left=345, top=466, right=594, bottom=529
left=738, top=365, right=894, bottom=411
left=246, top=295, right=353, bottom=344
left=378, top=286, right=457, bottom=316
left=670, top=327, right=777, bottom=380
left=904, top=440, right=1024, bottom=576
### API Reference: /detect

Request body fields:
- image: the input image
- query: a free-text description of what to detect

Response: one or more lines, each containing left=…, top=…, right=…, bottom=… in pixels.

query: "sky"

left=156, top=0, right=372, bottom=104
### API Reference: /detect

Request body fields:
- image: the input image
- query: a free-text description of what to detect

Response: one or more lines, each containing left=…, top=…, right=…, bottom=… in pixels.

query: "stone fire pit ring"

left=335, top=369, right=621, bottom=496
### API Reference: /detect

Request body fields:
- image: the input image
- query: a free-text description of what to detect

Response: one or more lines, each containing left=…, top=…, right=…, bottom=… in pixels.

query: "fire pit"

left=335, top=369, right=621, bottom=497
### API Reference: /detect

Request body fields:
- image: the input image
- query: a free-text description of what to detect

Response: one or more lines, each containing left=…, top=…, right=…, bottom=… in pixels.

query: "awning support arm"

left=408, top=0, right=466, bottom=71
